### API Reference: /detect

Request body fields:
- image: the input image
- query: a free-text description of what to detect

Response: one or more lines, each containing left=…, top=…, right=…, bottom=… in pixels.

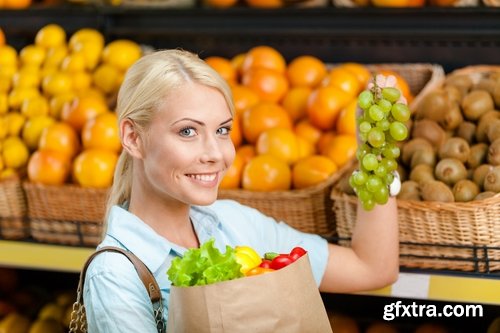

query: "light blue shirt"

left=84, top=199, right=329, bottom=333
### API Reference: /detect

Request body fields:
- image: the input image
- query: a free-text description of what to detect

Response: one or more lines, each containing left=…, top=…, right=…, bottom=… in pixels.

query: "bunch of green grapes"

left=349, top=83, right=410, bottom=211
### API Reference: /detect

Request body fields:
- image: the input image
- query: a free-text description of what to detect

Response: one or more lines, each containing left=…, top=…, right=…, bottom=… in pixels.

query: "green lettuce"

left=167, top=238, right=243, bottom=287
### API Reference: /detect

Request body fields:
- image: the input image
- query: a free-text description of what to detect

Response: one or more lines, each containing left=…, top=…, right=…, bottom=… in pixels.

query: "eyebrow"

left=172, top=117, right=233, bottom=126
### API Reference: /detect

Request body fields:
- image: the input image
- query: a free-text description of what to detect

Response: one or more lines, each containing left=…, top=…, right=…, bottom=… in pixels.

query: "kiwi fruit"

left=435, top=158, right=468, bottom=186
left=397, top=180, right=421, bottom=201
left=440, top=103, right=464, bottom=131
left=410, top=146, right=436, bottom=169
left=420, top=180, right=454, bottom=202
left=475, top=191, right=496, bottom=200
left=409, top=164, right=435, bottom=184
left=484, top=165, right=500, bottom=192
left=472, top=164, right=493, bottom=190
left=493, top=80, right=500, bottom=108
left=488, top=138, right=500, bottom=166
left=476, top=110, right=500, bottom=143
left=401, top=138, right=433, bottom=166
left=467, top=143, right=489, bottom=169
left=412, top=119, right=447, bottom=150
left=455, top=121, right=476, bottom=144
left=438, top=137, right=470, bottom=163
left=452, top=179, right=480, bottom=202
left=415, top=90, right=450, bottom=122
left=443, top=85, right=463, bottom=104
left=445, top=74, right=473, bottom=96
left=474, top=77, right=497, bottom=95
left=461, top=90, right=494, bottom=121
left=486, top=118, right=500, bottom=143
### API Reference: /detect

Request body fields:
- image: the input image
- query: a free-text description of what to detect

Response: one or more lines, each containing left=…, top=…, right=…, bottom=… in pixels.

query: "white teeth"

left=188, top=174, right=216, bottom=182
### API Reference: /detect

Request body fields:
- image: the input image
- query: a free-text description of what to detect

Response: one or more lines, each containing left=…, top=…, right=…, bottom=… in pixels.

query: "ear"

left=120, top=118, right=144, bottom=159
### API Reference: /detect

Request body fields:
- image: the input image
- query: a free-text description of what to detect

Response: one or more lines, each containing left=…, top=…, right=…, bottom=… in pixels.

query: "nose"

left=199, top=133, right=225, bottom=163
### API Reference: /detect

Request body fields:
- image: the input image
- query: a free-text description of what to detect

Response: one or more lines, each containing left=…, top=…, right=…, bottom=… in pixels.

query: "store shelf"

left=0, top=240, right=498, bottom=305
left=1, top=6, right=499, bottom=71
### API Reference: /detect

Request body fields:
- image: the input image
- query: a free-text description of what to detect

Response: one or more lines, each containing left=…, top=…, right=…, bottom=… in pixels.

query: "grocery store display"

left=332, top=65, right=500, bottom=272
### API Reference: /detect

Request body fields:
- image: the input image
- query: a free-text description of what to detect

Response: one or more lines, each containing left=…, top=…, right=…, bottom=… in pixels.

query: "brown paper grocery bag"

left=167, top=254, right=332, bottom=333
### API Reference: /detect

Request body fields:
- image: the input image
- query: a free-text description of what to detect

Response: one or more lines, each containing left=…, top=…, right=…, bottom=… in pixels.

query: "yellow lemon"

left=69, top=29, right=104, bottom=70
left=40, top=65, right=57, bottom=79
left=42, top=71, right=73, bottom=96
left=5, top=112, right=26, bottom=137
left=92, top=63, right=121, bottom=94
left=0, top=65, right=17, bottom=80
left=102, top=39, right=142, bottom=72
left=21, top=95, right=49, bottom=118
left=22, top=114, right=56, bottom=150
left=49, top=92, right=76, bottom=119
left=19, top=44, right=46, bottom=67
left=0, top=93, right=8, bottom=114
left=35, top=24, right=67, bottom=49
left=0, top=45, right=18, bottom=67
left=44, top=45, right=68, bottom=68
left=0, top=168, right=16, bottom=180
left=2, top=136, right=29, bottom=169
left=8, top=87, right=40, bottom=110
left=0, top=116, right=8, bottom=139
left=0, top=155, right=4, bottom=172
left=12, top=67, right=41, bottom=89
left=60, top=52, right=86, bottom=73
left=71, top=71, right=92, bottom=92
left=0, top=74, right=12, bottom=93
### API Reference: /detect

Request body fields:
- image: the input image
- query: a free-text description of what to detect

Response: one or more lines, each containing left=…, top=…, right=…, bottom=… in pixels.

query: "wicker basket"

left=332, top=187, right=500, bottom=272
left=23, top=182, right=109, bottom=247
left=218, top=161, right=355, bottom=237
left=0, top=177, right=29, bottom=240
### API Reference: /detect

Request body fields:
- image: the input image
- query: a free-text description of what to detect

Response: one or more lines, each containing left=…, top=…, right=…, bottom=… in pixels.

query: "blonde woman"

left=83, top=49, right=399, bottom=332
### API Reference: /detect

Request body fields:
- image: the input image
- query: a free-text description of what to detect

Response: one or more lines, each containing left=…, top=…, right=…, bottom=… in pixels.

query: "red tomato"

left=289, top=246, right=307, bottom=261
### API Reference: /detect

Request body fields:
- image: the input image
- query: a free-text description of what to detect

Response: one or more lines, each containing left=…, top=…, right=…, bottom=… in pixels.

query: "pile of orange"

left=203, top=46, right=415, bottom=192
left=0, top=24, right=140, bottom=188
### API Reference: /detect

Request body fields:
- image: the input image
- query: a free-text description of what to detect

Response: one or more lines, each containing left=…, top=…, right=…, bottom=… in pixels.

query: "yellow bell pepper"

left=234, top=245, right=262, bottom=274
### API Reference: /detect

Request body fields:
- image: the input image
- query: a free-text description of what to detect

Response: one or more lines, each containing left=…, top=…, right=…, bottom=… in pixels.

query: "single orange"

left=4, top=0, right=31, bottom=9
left=235, top=144, right=256, bottom=165
left=72, top=148, right=118, bottom=188
left=245, top=0, right=283, bottom=7
left=292, top=155, right=337, bottom=189
left=294, top=119, right=323, bottom=147
left=296, top=136, right=315, bottom=159
left=241, top=45, right=286, bottom=74
left=203, top=0, right=238, bottom=7
left=281, top=86, right=311, bottom=122
left=242, top=68, right=289, bottom=104
left=242, top=154, right=291, bottom=191
left=219, top=153, right=244, bottom=189
left=242, top=102, right=293, bottom=144
left=230, top=53, right=246, bottom=78
left=231, top=84, right=260, bottom=114
left=339, top=62, right=372, bottom=90
left=286, top=55, right=327, bottom=88
left=81, top=112, right=121, bottom=153
left=372, top=0, right=409, bottom=6
left=322, top=134, right=357, bottom=167
left=230, top=112, right=243, bottom=148
left=323, top=66, right=361, bottom=98
left=256, top=128, right=300, bottom=165
left=205, top=56, right=237, bottom=84
left=307, top=85, right=351, bottom=130
left=38, top=122, right=81, bottom=159
left=27, top=149, right=71, bottom=185
left=336, top=99, right=358, bottom=136
left=375, top=69, right=414, bottom=103
left=61, top=96, right=109, bottom=133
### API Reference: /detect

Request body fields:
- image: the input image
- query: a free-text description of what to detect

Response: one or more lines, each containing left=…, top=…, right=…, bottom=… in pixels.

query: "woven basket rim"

left=22, top=181, right=110, bottom=192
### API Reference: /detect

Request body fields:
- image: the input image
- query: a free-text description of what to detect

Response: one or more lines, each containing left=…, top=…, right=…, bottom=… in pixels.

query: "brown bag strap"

left=69, top=246, right=165, bottom=333
left=79, top=246, right=162, bottom=303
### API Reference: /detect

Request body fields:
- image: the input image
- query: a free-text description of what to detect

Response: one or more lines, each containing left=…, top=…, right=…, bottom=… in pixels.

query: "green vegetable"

left=167, top=238, right=244, bottom=287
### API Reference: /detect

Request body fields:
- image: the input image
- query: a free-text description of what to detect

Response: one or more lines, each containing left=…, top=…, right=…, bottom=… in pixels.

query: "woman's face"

left=139, top=82, right=235, bottom=206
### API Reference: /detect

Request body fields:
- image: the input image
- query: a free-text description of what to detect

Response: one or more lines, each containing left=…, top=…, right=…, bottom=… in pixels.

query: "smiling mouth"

left=186, top=173, right=218, bottom=183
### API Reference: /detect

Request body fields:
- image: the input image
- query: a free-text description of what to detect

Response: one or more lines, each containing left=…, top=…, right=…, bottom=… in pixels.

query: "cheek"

left=223, top=141, right=236, bottom=166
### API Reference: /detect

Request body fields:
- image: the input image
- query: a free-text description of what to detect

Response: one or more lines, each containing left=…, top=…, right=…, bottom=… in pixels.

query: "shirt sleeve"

left=213, top=200, right=330, bottom=286
left=84, top=252, right=160, bottom=333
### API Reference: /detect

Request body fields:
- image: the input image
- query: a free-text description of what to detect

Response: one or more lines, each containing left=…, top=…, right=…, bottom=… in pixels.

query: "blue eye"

left=217, top=126, right=232, bottom=136
left=179, top=127, right=196, bottom=137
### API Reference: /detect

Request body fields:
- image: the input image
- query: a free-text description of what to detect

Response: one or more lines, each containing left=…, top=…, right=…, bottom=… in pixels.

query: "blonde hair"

left=105, top=49, right=234, bottom=224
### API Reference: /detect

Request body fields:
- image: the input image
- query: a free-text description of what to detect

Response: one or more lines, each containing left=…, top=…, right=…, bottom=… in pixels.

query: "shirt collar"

left=105, top=204, right=222, bottom=272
